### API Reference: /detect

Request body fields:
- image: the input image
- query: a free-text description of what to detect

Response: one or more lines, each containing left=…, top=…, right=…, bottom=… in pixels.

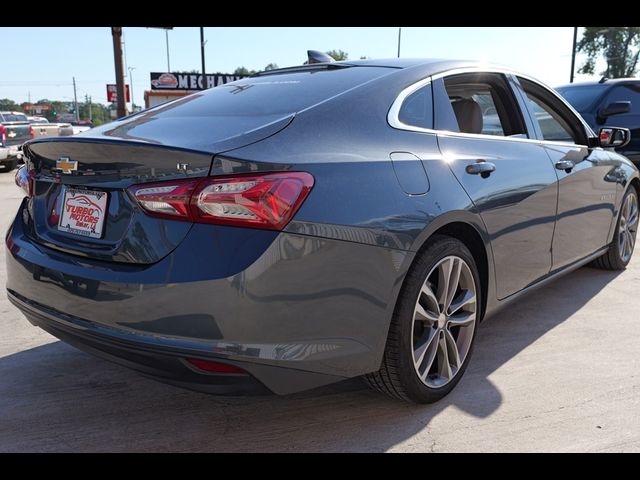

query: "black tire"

left=364, top=235, right=481, bottom=403
left=1, top=159, right=17, bottom=172
left=591, top=186, right=639, bottom=271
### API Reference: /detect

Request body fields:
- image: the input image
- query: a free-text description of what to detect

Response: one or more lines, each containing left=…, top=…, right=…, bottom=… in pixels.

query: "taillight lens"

left=29, top=125, right=34, bottom=140
left=15, top=165, right=36, bottom=197
left=128, top=172, right=314, bottom=231
left=185, top=358, right=246, bottom=374
left=0, top=125, right=6, bottom=144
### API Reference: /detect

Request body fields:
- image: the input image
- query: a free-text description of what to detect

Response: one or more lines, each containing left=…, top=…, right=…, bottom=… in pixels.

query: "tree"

left=0, top=98, right=22, bottom=111
left=578, top=27, right=640, bottom=78
left=264, top=63, right=279, bottom=71
left=326, top=49, right=348, bottom=61
left=234, top=66, right=257, bottom=76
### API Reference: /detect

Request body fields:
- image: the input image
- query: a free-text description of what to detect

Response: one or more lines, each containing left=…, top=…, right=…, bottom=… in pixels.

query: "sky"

left=0, top=27, right=603, bottom=109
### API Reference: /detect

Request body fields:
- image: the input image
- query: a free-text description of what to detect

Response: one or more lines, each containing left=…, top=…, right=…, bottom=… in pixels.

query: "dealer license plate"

left=58, top=188, right=108, bottom=239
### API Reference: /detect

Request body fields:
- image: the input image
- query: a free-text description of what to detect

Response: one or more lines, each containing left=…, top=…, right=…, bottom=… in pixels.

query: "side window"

left=604, top=85, right=640, bottom=115
left=518, top=77, right=586, bottom=145
left=441, top=72, right=527, bottom=137
left=398, top=83, right=433, bottom=129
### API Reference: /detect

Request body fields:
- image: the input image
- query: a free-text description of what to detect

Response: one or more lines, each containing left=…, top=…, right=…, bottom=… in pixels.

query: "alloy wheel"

left=411, top=255, right=477, bottom=388
left=619, top=192, right=638, bottom=263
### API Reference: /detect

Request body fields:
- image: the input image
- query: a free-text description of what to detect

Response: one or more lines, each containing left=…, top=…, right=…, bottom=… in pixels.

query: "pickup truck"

left=28, top=116, right=74, bottom=139
left=0, top=111, right=32, bottom=171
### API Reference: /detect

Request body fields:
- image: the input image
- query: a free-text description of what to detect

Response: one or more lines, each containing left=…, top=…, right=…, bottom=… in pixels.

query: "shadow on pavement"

left=0, top=266, right=620, bottom=452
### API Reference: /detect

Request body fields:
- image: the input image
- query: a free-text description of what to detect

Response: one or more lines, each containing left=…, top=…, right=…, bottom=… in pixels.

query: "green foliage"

left=578, top=27, right=640, bottom=78
left=326, top=49, right=348, bottom=61
left=0, top=98, right=22, bottom=111
left=233, top=66, right=257, bottom=76
left=264, top=63, right=279, bottom=71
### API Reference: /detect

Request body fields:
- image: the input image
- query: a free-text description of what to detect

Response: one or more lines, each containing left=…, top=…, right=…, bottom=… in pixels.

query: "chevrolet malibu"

left=6, top=58, right=638, bottom=403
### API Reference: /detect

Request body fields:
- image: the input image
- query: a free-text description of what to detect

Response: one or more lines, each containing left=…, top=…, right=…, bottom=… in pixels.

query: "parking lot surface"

left=0, top=171, right=639, bottom=452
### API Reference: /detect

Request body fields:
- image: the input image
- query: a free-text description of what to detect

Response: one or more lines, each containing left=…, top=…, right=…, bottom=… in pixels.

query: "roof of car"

left=557, top=78, right=640, bottom=89
left=255, top=58, right=506, bottom=79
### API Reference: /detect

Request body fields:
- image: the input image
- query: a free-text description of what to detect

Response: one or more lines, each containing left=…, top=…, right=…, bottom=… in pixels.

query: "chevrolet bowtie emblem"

left=56, top=157, right=78, bottom=174
left=8, top=131, right=16, bottom=138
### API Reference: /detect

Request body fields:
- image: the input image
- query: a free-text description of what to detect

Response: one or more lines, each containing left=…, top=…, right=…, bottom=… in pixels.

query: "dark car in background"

left=557, top=79, right=640, bottom=164
left=0, top=111, right=32, bottom=171
left=6, top=59, right=639, bottom=403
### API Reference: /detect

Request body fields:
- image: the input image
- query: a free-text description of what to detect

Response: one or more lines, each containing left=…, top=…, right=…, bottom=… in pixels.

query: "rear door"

left=515, top=77, right=619, bottom=269
left=433, top=72, right=559, bottom=299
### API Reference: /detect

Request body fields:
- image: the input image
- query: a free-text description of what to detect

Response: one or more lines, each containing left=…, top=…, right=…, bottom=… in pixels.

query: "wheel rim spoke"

left=448, top=289, right=476, bottom=316
left=444, top=329, right=461, bottom=370
left=447, top=311, right=476, bottom=327
left=436, top=257, right=454, bottom=308
left=415, top=332, right=439, bottom=380
left=437, top=332, right=453, bottom=380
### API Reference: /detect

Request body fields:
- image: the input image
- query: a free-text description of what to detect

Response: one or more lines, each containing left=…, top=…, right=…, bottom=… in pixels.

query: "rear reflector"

left=185, top=358, right=246, bottom=374
left=129, top=172, right=314, bottom=231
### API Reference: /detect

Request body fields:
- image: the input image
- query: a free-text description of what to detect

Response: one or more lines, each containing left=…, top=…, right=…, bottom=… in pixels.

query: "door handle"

left=555, top=160, right=575, bottom=172
left=466, top=160, right=496, bottom=178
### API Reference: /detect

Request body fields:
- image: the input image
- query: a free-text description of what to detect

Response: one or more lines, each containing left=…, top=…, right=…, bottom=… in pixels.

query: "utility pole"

left=570, top=26, right=578, bottom=83
left=165, top=29, right=171, bottom=71
left=397, top=27, right=402, bottom=58
left=111, top=27, right=128, bottom=119
left=200, top=27, right=206, bottom=75
left=128, top=66, right=136, bottom=112
left=72, top=77, right=79, bottom=122
left=88, top=96, right=92, bottom=122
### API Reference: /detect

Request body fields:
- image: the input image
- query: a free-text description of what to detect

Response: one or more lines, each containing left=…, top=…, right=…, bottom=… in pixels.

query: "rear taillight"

left=15, top=165, right=36, bottom=197
left=29, top=125, right=34, bottom=139
left=128, top=172, right=314, bottom=231
left=0, top=125, right=6, bottom=144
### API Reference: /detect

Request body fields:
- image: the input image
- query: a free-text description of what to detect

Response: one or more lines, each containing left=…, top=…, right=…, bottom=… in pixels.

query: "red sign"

left=106, top=84, right=131, bottom=103
left=24, top=103, right=51, bottom=112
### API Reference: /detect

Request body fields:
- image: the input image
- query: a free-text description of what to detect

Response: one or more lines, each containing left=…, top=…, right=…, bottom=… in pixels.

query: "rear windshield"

left=142, top=66, right=394, bottom=118
left=556, top=85, right=608, bottom=111
left=1, top=113, right=28, bottom=122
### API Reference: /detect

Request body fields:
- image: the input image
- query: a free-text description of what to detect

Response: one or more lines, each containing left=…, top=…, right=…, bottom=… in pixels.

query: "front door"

left=516, top=76, right=619, bottom=269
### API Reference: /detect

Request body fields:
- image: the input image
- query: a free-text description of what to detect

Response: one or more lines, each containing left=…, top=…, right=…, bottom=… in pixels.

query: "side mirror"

left=599, top=127, right=631, bottom=148
left=598, top=101, right=631, bottom=119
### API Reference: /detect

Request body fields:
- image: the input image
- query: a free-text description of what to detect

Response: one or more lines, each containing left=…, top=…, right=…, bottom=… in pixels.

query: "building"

left=144, top=71, right=247, bottom=108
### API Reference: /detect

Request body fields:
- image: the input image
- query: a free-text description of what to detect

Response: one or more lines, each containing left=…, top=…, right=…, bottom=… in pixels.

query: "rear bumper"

left=8, top=290, right=269, bottom=395
left=6, top=198, right=410, bottom=394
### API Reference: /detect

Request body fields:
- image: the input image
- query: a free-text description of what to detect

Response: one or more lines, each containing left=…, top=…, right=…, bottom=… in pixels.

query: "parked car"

left=0, top=111, right=32, bottom=171
left=7, top=59, right=638, bottom=403
left=557, top=78, right=640, bottom=165
left=28, top=116, right=74, bottom=139
left=69, top=120, right=93, bottom=135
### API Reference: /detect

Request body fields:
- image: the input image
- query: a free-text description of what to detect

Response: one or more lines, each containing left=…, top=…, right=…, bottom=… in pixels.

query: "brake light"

left=185, top=358, right=246, bottom=374
left=29, top=125, right=34, bottom=139
left=128, top=172, right=314, bottom=231
left=1, top=125, right=6, bottom=144
left=15, top=165, right=36, bottom=197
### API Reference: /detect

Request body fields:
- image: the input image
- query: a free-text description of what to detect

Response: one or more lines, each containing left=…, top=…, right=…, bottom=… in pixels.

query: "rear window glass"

left=398, top=85, right=433, bottom=129
left=1, top=113, right=28, bottom=122
left=556, top=85, right=608, bottom=111
left=144, top=66, right=393, bottom=118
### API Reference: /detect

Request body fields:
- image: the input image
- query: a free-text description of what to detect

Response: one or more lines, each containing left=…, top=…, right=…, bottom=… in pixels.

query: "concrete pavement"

left=0, top=170, right=638, bottom=452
